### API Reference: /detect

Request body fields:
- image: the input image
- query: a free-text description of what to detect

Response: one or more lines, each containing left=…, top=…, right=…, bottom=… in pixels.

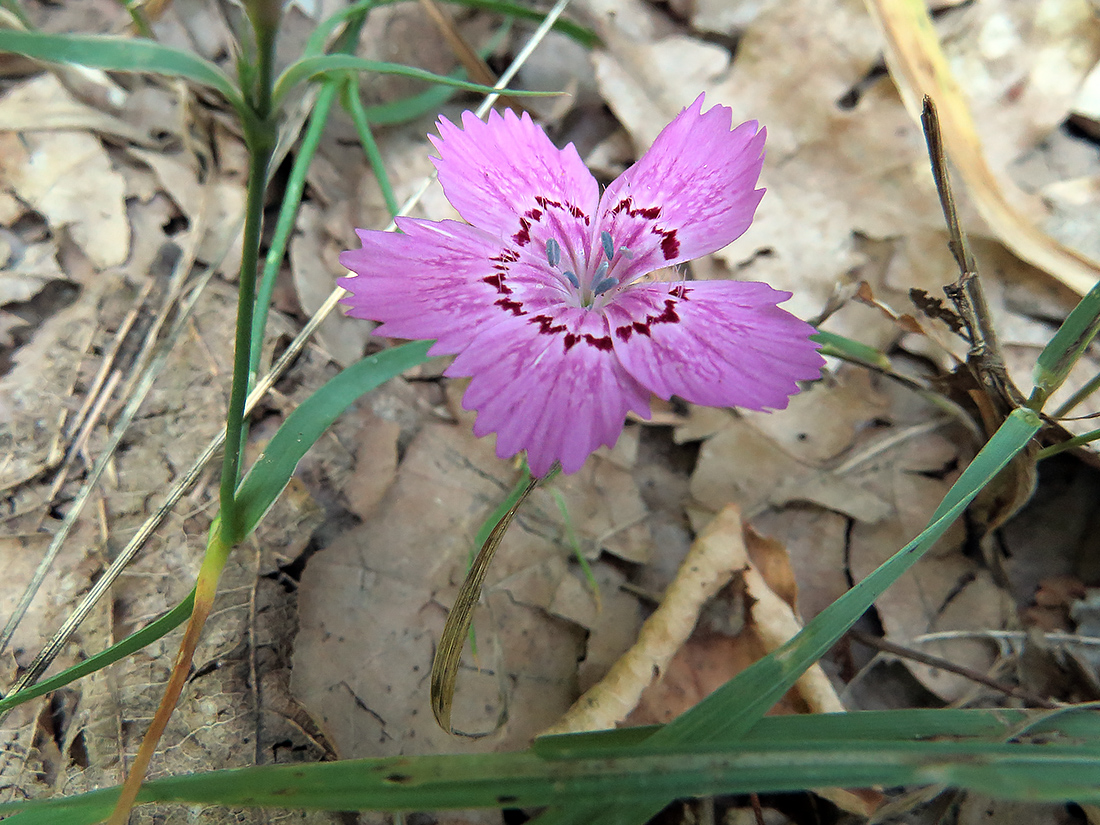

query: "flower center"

left=545, top=231, right=630, bottom=309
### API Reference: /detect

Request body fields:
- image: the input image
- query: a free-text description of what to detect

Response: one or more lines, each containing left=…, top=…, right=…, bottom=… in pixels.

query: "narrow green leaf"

left=0, top=30, right=241, bottom=107
left=1033, top=277, right=1100, bottom=407
left=810, top=330, right=891, bottom=370
left=304, top=0, right=598, bottom=59
left=272, top=55, right=553, bottom=110
left=440, top=0, right=600, bottom=48
left=431, top=472, right=540, bottom=734
left=4, top=718, right=1100, bottom=823
left=538, top=407, right=1042, bottom=825
left=0, top=592, right=194, bottom=714
left=233, top=341, right=433, bottom=540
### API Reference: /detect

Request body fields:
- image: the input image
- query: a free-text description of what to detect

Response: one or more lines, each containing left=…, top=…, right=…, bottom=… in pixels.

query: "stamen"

left=618, top=246, right=634, bottom=259
left=601, top=231, right=614, bottom=261
left=563, top=270, right=580, bottom=289
left=546, top=238, right=561, bottom=268
left=593, top=261, right=609, bottom=282
left=593, top=276, right=618, bottom=296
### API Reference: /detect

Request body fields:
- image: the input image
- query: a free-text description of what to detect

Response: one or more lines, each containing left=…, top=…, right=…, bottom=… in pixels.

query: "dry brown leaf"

left=689, top=371, right=899, bottom=523
left=292, top=420, right=593, bottom=757
left=0, top=129, right=128, bottom=270
left=850, top=515, right=1014, bottom=702
left=867, top=0, right=1100, bottom=295
left=0, top=74, right=156, bottom=146
left=291, top=202, right=372, bottom=367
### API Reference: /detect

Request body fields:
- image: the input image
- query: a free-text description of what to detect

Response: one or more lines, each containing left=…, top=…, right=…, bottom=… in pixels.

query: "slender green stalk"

left=249, top=7, right=371, bottom=380
left=342, top=76, right=399, bottom=217
left=1052, top=369, right=1100, bottom=418
left=219, top=143, right=273, bottom=544
left=249, top=82, right=340, bottom=381
left=1036, top=427, right=1100, bottom=460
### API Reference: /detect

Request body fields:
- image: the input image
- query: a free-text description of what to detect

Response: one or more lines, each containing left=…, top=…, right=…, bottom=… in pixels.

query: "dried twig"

left=848, top=628, right=1057, bottom=709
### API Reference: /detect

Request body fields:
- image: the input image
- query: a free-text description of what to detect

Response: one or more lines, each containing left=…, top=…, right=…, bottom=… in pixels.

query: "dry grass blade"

left=866, top=0, right=1100, bottom=296
left=920, top=96, right=1024, bottom=413
left=430, top=474, right=540, bottom=735
left=0, top=160, right=222, bottom=664
left=417, top=0, right=529, bottom=115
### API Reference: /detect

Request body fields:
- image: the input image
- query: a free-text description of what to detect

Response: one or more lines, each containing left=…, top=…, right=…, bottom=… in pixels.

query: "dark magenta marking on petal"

left=659, top=229, right=680, bottom=260
left=513, top=218, right=532, bottom=246
left=483, top=274, right=512, bottom=295
left=563, top=332, right=613, bottom=352
left=531, top=314, right=567, bottom=336
left=610, top=197, right=661, bottom=221
left=533, top=195, right=590, bottom=227
left=524, top=208, right=543, bottom=221
left=491, top=249, right=520, bottom=263
left=614, top=295, right=686, bottom=341
left=497, top=298, right=525, bottom=316
left=611, top=197, right=673, bottom=256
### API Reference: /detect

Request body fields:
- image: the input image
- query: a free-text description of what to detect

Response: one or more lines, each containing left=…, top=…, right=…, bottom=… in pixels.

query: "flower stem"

left=219, top=141, right=273, bottom=545
left=249, top=9, right=372, bottom=382
left=218, top=0, right=279, bottom=543
left=249, top=82, right=340, bottom=382
left=104, top=528, right=231, bottom=825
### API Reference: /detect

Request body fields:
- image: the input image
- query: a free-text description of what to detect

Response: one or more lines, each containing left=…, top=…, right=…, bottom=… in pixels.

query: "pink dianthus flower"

left=339, top=94, right=824, bottom=476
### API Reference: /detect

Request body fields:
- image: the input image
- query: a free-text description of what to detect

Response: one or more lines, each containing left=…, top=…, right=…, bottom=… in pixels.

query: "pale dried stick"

left=541, top=505, right=749, bottom=736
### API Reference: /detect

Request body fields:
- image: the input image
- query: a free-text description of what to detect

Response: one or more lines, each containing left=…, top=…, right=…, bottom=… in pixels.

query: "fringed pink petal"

left=446, top=309, right=651, bottom=475
left=594, top=94, right=765, bottom=283
left=606, top=280, right=823, bottom=410
left=430, top=109, right=599, bottom=265
left=337, top=217, right=551, bottom=353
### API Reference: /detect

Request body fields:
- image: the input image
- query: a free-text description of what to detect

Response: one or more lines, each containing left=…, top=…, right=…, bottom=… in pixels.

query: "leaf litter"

left=2, top=0, right=1100, bottom=823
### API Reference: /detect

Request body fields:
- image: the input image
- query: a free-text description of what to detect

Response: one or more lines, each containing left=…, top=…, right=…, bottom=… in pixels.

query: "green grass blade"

left=342, top=77, right=399, bottom=217
left=1033, top=278, right=1100, bottom=408
left=443, top=0, right=599, bottom=47
left=536, top=406, right=1042, bottom=825
left=656, top=407, right=1040, bottom=742
left=233, top=341, right=433, bottom=538
left=250, top=81, right=340, bottom=382
left=535, top=706, right=1100, bottom=758
left=0, top=30, right=242, bottom=108
left=810, top=330, right=891, bottom=370
left=4, top=717, right=1100, bottom=823
left=360, top=17, right=514, bottom=125
left=0, top=591, right=194, bottom=715
left=272, top=55, right=553, bottom=109
left=304, top=0, right=597, bottom=58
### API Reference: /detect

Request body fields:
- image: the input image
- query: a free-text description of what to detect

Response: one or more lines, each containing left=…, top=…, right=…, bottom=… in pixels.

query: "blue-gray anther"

left=546, top=238, right=561, bottom=268
left=593, top=276, right=617, bottom=296
left=564, top=270, right=580, bottom=289
left=593, top=260, right=609, bottom=282
left=601, top=231, right=614, bottom=261
left=618, top=246, right=634, bottom=259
